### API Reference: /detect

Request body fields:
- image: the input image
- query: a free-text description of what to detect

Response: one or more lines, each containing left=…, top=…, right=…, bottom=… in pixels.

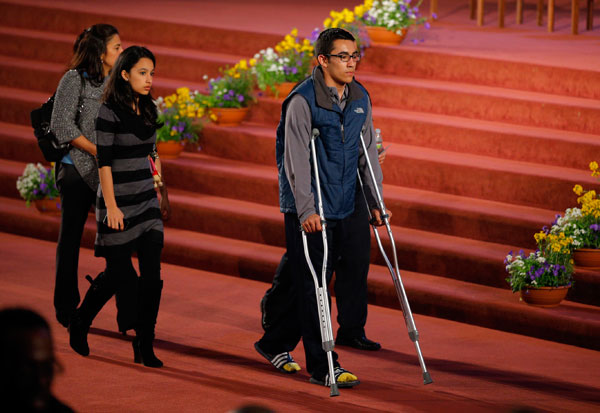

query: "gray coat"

left=51, top=70, right=106, bottom=191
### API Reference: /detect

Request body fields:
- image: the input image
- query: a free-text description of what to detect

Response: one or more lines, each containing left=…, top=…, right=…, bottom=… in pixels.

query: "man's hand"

left=371, top=208, right=392, bottom=226
left=378, top=146, right=386, bottom=164
left=302, top=214, right=322, bottom=233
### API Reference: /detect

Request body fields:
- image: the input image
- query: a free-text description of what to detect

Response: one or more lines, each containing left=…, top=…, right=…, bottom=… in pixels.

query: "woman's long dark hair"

left=103, top=46, right=159, bottom=127
left=69, top=24, right=119, bottom=86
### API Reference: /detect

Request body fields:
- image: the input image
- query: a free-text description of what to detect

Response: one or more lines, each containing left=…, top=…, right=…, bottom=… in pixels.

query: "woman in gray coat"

left=50, top=24, right=125, bottom=329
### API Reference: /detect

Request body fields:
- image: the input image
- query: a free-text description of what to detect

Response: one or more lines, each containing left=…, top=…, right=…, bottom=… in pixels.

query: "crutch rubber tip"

left=423, top=372, right=433, bottom=385
left=330, top=383, right=340, bottom=397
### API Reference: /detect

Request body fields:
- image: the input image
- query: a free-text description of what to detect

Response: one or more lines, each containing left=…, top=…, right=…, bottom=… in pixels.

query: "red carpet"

left=2, top=232, right=600, bottom=412
left=0, top=0, right=599, bottom=410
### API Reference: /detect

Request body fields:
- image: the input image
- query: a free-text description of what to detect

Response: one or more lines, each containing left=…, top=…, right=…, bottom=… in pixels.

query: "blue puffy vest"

left=276, top=67, right=369, bottom=220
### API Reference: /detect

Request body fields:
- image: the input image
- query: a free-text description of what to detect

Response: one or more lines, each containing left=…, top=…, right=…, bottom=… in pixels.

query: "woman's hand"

left=105, top=206, right=125, bottom=230
left=160, top=189, right=171, bottom=221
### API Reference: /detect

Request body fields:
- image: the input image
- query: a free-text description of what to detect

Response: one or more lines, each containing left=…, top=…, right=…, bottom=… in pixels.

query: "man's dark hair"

left=314, top=28, right=356, bottom=57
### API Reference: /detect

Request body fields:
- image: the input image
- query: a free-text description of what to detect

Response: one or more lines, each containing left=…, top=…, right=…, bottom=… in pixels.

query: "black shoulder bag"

left=30, top=77, right=84, bottom=162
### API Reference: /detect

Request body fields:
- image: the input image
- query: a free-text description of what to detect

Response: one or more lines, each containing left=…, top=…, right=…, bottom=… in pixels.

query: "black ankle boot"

left=134, top=279, right=163, bottom=368
left=134, top=332, right=162, bottom=368
left=68, top=311, right=90, bottom=356
left=68, top=272, right=117, bottom=357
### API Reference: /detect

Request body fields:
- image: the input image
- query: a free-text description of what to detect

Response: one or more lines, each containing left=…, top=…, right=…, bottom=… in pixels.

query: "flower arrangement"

left=355, top=0, right=430, bottom=34
left=252, top=29, right=314, bottom=97
left=197, top=61, right=255, bottom=117
left=504, top=232, right=574, bottom=293
left=503, top=161, right=600, bottom=293
left=155, top=87, right=202, bottom=143
left=547, top=161, right=600, bottom=250
left=322, top=8, right=371, bottom=53
left=16, top=163, right=60, bottom=206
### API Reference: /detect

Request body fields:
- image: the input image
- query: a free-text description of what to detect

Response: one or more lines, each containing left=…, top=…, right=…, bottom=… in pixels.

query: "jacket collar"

left=312, top=66, right=364, bottom=111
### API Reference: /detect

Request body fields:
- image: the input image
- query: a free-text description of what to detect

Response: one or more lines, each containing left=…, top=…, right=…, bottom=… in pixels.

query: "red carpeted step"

left=161, top=189, right=600, bottom=306
left=0, top=1, right=281, bottom=57
left=200, top=115, right=600, bottom=171
left=373, top=107, right=600, bottom=170
left=0, top=85, right=46, bottom=125
left=357, top=72, right=600, bottom=135
left=161, top=149, right=589, bottom=214
left=0, top=26, right=72, bottom=64
left=0, top=121, right=42, bottom=163
left=359, top=47, right=600, bottom=100
left=0, top=206, right=599, bottom=351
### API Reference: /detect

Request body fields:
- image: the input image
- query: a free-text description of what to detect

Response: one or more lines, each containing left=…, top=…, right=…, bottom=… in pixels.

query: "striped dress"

left=94, top=103, right=163, bottom=257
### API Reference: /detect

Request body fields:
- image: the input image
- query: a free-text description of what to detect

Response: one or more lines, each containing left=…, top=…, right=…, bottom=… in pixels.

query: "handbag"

left=30, top=77, right=84, bottom=162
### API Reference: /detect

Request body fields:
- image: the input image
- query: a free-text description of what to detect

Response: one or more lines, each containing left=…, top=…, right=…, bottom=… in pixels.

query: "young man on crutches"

left=254, top=28, right=385, bottom=389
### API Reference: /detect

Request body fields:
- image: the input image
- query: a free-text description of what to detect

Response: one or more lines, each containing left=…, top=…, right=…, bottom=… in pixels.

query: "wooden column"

left=548, top=0, right=555, bottom=31
left=430, top=0, right=438, bottom=18
left=572, top=0, right=579, bottom=34
left=587, top=0, right=594, bottom=30
left=516, top=0, right=524, bottom=24
left=537, top=0, right=544, bottom=25
left=499, top=0, right=506, bottom=27
left=470, top=0, right=477, bottom=19
left=477, top=0, right=485, bottom=25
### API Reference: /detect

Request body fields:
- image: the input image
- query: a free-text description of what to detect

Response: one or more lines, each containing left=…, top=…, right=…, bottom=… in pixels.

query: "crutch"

left=357, top=131, right=433, bottom=385
left=300, top=128, right=339, bottom=397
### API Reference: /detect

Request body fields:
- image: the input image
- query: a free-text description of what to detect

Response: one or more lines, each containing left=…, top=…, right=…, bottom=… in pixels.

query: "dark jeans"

left=54, top=163, right=96, bottom=317
left=54, top=163, right=138, bottom=331
left=259, top=195, right=370, bottom=378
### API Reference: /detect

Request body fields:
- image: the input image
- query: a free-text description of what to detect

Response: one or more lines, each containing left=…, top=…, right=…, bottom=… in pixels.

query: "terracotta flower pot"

left=210, top=107, right=249, bottom=127
left=520, top=285, right=570, bottom=308
left=366, top=26, right=408, bottom=45
left=157, top=140, right=184, bottom=160
left=33, top=197, right=61, bottom=215
left=573, top=248, right=600, bottom=269
left=267, top=82, right=295, bottom=99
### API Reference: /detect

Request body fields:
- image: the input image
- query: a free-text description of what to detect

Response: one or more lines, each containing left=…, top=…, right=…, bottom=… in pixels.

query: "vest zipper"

left=340, top=115, right=345, bottom=142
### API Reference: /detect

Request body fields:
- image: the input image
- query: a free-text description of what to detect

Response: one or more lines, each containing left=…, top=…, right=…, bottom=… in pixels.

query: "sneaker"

left=254, top=342, right=301, bottom=374
left=309, top=367, right=360, bottom=388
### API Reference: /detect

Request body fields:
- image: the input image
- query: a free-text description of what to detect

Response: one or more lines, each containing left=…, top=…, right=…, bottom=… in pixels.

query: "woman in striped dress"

left=69, top=46, right=170, bottom=368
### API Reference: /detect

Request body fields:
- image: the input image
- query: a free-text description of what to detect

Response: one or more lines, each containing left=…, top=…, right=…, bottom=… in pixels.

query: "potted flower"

left=155, top=87, right=203, bottom=159
left=16, top=162, right=60, bottom=214
left=551, top=161, right=600, bottom=268
left=196, top=61, right=255, bottom=127
left=355, top=0, right=429, bottom=45
left=504, top=229, right=574, bottom=307
left=322, top=8, right=370, bottom=54
left=252, top=29, right=314, bottom=99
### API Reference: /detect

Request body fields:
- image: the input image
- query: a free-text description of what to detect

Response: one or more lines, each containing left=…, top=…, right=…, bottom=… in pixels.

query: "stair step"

left=359, top=47, right=600, bottom=100
left=0, top=195, right=598, bottom=351
left=0, top=2, right=281, bottom=57
left=199, top=115, right=600, bottom=172
left=161, top=148, right=592, bottom=213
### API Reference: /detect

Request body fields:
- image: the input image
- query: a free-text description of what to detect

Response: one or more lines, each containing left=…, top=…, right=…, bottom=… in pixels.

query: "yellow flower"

left=590, top=161, right=599, bottom=171
left=239, top=59, right=248, bottom=70
left=170, top=130, right=176, bottom=136
left=290, top=28, right=298, bottom=37
left=573, top=184, right=584, bottom=196
left=210, top=113, right=218, bottom=121
left=249, top=58, right=257, bottom=67
left=534, top=231, right=546, bottom=243
left=324, top=17, right=332, bottom=27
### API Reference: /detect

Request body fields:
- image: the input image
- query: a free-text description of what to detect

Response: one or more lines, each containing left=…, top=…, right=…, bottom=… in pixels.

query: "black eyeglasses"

left=325, top=52, right=361, bottom=63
